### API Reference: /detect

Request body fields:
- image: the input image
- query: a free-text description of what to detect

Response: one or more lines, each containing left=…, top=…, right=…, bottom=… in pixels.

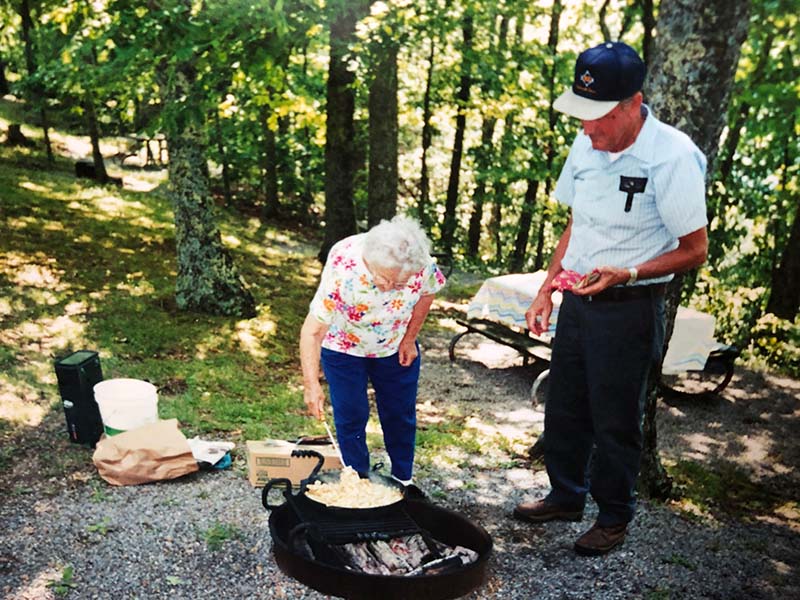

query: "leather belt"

left=574, top=282, right=667, bottom=303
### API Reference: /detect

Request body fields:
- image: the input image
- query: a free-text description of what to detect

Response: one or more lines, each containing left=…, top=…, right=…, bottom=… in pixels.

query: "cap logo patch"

left=580, top=70, right=594, bottom=87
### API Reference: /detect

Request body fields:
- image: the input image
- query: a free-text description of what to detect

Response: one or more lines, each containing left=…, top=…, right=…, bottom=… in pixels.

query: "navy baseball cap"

left=554, top=41, right=646, bottom=120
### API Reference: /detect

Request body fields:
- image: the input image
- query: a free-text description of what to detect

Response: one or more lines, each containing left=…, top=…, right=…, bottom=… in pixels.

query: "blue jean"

left=320, top=345, right=420, bottom=481
left=544, top=291, right=665, bottom=526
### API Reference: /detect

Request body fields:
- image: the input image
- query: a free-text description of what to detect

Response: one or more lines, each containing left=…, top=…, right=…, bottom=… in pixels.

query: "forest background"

left=1, top=0, right=797, bottom=369
left=0, top=0, right=798, bottom=506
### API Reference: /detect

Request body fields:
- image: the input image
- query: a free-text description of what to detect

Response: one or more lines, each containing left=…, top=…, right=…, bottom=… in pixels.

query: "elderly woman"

left=300, top=215, right=446, bottom=484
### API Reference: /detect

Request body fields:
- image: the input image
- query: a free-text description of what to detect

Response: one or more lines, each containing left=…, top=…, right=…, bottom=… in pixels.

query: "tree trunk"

left=639, top=0, right=750, bottom=499
left=467, top=118, right=496, bottom=259
left=509, top=179, right=539, bottom=271
left=319, top=1, right=368, bottom=262
left=440, top=11, right=474, bottom=258
left=166, top=127, right=256, bottom=317
left=765, top=133, right=800, bottom=320
left=261, top=109, right=280, bottom=219
left=709, top=30, right=775, bottom=266
left=0, top=55, right=9, bottom=96
left=533, top=179, right=552, bottom=271
left=18, top=0, right=53, bottom=163
left=367, top=40, right=399, bottom=228
left=162, top=58, right=255, bottom=318
left=638, top=0, right=655, bottom=68
left=419, top=39, right=435, bottom=231
left=512, top=0, right=561, bottom=271
left=85, top=95, right=109, bottom=182
left=466, top=15, right=507, bottom=260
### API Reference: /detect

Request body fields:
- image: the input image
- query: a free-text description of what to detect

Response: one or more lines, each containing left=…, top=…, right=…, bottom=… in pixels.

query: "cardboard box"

left=246, top=439, right=343, bottom=487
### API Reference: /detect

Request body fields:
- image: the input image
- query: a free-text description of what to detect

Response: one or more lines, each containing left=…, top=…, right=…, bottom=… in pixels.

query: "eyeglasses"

left=372, top=272, right=409, bottom=290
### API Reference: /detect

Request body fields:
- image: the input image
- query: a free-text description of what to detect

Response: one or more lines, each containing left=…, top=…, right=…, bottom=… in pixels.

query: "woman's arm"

left=397, top=293, right=435, bottom=366
left=299, top=313, right=330, bottom=419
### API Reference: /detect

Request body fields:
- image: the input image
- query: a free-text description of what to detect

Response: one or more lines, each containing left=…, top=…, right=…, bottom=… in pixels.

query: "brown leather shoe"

left=574, top=522, right=627, bottom=556
left=513, top=499, right=583, bottom=523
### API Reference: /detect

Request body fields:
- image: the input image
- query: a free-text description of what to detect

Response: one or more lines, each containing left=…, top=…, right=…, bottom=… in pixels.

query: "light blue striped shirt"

left=555, top=105, right=707, bottom=285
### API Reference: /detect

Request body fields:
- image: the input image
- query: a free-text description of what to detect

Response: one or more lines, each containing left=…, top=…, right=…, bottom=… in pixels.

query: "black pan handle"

left=262, top=477, right=293, bottom=511
left=291, top=448, right=325, bottom=494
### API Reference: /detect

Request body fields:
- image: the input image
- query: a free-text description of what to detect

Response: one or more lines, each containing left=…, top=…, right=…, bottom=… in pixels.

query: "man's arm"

left=397, top=293, right=435, bottom=366
left=574, top=226, right=708, bottom=295
left=526, top=217, right=573, bottom=335
left=299, top=313, right=330, bottom=419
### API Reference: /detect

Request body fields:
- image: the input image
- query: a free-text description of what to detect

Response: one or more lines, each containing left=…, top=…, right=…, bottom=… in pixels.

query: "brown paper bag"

left=92, top=419, right=199, bottom=485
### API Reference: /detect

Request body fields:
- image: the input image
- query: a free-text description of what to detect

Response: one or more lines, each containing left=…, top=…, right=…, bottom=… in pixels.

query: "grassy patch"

left=200, top=521, right=243, bottom=551
left=667, top=459, right=780, bottom=519
left=0, top=99, right=491, bottom=494
left=46, top=565, right=77, bottom=596
left=0, top=121, right=323, bottom=476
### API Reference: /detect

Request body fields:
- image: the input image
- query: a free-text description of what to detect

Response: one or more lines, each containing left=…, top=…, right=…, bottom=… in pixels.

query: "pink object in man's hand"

left=551, top=270, right=584, bottom=292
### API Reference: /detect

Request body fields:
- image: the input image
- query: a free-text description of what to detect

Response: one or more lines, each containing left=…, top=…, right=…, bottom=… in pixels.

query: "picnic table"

left=450, top=272, right=739, bottom=399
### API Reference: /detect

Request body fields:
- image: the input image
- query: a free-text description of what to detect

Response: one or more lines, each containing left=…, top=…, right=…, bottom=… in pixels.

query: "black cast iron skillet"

left=262, top=449, right=406, bottom=513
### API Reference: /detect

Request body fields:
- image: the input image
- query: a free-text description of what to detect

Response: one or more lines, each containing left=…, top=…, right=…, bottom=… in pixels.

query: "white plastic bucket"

left=93, top=378, right=159, bottom=435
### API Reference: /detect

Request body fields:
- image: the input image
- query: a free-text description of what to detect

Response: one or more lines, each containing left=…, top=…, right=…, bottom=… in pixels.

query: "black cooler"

left=54, top=350, right=104, bottom=446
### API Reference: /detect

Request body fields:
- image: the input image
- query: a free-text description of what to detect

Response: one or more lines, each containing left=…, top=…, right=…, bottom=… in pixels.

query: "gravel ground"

left=2, top=319, right=799, bottom=600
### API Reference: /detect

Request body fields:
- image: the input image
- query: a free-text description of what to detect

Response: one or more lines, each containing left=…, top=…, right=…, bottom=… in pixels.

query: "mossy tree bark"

left=164, top=68, right=256, bottom=318
left=638, top=0, right=750, bottom=499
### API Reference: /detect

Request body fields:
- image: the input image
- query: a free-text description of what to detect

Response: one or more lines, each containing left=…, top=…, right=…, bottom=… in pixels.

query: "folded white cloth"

left=187, top=437, right=235, bottom=465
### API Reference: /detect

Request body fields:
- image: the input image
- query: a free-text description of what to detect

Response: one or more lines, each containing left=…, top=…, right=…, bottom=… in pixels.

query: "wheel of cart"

left=529, top=344, right=741, bottom=406
left=658, top=343, right=740, bottom=398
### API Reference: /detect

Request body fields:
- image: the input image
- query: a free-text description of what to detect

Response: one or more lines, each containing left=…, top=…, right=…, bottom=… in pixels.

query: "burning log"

left=333, top=533, right=479, bottom=576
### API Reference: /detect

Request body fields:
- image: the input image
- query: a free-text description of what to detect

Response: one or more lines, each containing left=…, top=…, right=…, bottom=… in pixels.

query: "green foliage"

left=86, top=517, right=113, bottom=536
left=200, top=521, right=243, bottom=551
left=747, top=313, right=800, bottom=377
left=662, top=553, right=696, bottom=571
left=46, top=565, right=77, bottom=596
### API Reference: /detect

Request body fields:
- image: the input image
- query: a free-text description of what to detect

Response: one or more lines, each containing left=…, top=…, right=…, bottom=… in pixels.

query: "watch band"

left=627, top=267, right=638, bottom=286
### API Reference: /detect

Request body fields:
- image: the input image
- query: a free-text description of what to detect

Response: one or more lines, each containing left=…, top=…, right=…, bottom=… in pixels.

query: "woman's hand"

left=299, top=313, right=329, bottom=420
left=397, top=338, right=418, bottom=367
left=303, top=380, right=326, bottom=420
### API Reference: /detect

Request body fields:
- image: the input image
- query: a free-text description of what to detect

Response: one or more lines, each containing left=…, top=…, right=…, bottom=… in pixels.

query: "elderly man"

left=514, top=42, right=708, bottom=556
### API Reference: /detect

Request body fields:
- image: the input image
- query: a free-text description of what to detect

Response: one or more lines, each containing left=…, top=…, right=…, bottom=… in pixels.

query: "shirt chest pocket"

left=574, top=168, right=653, bottom=222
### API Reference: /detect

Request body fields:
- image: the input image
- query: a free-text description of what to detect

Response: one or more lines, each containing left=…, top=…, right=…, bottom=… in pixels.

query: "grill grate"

left=286, top=494, right=422, bottom=545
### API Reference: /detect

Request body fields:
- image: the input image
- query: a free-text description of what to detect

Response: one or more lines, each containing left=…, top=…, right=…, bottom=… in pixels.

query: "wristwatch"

left=626, top=267, right=638, bottom=286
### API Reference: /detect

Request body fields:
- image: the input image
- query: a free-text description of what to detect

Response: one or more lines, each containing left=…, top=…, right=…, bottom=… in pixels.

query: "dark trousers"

left=544, top=290, right=665, bottom=526
left=320, top=345, right=420, bottom=481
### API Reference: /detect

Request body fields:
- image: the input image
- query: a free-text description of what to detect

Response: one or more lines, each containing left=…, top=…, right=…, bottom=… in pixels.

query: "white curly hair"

left=362, top=215, right=432, bottom=275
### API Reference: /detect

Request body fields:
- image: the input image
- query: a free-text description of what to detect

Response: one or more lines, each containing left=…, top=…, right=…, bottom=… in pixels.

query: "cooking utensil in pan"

left=322, top=420, right=346, bottom=467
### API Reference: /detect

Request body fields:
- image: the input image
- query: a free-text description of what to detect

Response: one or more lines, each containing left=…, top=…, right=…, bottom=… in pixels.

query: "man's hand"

left=397, top=338, right=418, bottom=366
left=526, top=291, right=554, bottom=336
left=571, top=266, right=629, bottom=296
left=303, top=381, right=326, bottom=420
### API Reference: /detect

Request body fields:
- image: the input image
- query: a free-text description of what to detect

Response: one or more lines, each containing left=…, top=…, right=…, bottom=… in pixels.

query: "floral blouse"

left=309, top=234, right=446, bottom=357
